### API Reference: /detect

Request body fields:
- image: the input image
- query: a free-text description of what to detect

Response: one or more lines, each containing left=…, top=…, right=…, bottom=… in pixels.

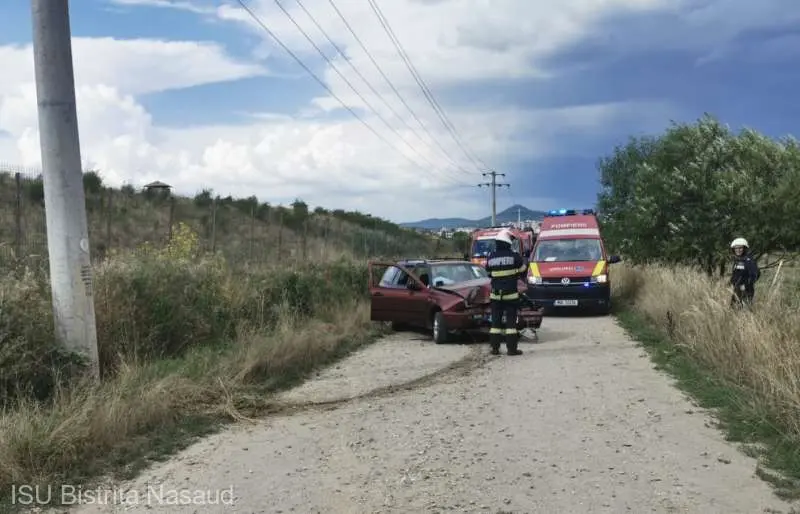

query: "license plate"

left=554, top=299, right=578, bottom=307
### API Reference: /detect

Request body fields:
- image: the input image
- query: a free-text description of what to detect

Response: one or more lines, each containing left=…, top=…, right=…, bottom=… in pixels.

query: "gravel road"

left=67, top=317, right=791, bottom=514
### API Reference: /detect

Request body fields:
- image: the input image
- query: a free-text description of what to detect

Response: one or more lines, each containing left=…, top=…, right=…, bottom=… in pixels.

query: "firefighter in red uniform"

left=485, top=229, right=526, bottom=355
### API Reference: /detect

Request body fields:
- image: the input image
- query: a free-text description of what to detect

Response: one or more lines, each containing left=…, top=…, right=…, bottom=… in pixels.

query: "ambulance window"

left=472, top=239, right=494, bottom=256
left=533, top=239, right=603, bottom=262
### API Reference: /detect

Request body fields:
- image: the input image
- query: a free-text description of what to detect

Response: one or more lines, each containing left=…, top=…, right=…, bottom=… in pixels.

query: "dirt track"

left=68, top=317, right=791, bottom=513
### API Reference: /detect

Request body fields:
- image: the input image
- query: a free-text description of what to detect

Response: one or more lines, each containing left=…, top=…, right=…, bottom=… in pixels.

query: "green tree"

left=598, top=114, right=800, bottom=274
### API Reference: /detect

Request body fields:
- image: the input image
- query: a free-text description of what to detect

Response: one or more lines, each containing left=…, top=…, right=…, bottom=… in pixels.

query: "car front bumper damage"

left=442, top=304, right=543, bottom=331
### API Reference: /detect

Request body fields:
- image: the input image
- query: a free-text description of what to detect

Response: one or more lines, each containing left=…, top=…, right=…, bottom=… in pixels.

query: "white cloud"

left=0, top=38, right=266, bottom=96
left=0, top=0, right=701, bottom=221
left=109, top=0, right=216, bottom=15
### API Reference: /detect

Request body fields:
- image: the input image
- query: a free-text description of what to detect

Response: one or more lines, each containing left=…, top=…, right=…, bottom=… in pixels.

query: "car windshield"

left=430, top=263, right=487, bottom=286
left=533, top=238, right=603, bottom=262
left=471, top=237, right=520, bottom=257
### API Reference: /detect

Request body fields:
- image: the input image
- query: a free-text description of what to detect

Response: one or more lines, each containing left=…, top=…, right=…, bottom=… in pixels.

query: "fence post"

left=167, top=194, right=175, bottom=242
left=105, top=187, right=112, bottom=252
left=210, top=196, right=217, bottom=253
left=249, top=205, right=255, bottom=262
left=302, top=218, right=308, bottom=260
left=14, top=172, right=22, bottom=261
left=322, top=218, right=329, bottom=255
left=277, top=210, right=283, bottom=259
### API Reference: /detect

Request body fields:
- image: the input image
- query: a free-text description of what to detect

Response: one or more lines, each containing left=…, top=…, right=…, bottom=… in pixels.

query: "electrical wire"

left=294, top=0, right=469, bottom=180
left=270, top=0, right=470, bottom=186
left=325, top=0, right=474, bottom=176
left=233, top=0, right=469, bottom=187
left=366, top=0, right=489, bottom=171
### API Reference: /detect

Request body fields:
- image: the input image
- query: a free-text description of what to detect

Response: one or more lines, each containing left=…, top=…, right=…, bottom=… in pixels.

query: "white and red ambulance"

left=525, top=209, right=621, bottom=314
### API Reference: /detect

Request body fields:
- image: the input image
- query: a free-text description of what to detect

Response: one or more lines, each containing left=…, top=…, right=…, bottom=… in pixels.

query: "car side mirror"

left=608, top=255, right=621, bottom=264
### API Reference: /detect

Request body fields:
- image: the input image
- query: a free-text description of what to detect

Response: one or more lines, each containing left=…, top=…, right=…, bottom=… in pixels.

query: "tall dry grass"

left=612, top=262, right=800, bottom=436
left=0, top=224, right=383, bottom=504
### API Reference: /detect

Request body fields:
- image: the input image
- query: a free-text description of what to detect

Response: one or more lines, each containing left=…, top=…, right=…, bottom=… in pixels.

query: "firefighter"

left=485, top=229, right=527, bottom=356
left=730, top=237, right=760, bottom=308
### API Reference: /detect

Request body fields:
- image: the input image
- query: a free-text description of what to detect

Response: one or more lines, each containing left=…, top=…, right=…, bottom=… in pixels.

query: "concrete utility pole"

left=31, top=0, right=99, bottom=378
left=478, top=170, right=510, bottom=226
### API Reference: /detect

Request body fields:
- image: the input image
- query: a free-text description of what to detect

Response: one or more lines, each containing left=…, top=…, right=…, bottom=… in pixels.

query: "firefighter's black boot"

left=506, top=331, right=522, bottom=356
left=489, top=331, right=502, bottom=355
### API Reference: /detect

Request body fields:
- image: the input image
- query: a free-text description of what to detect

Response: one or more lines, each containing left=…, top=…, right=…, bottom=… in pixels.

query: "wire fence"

left=0, top=163, right=439, bottom=270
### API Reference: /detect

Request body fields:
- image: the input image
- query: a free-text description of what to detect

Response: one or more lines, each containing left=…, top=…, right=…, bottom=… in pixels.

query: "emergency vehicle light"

left=546, top=208, right=596, bottom=216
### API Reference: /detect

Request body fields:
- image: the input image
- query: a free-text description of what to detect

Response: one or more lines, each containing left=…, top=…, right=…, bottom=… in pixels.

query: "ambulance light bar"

left=546, top=208, right=596, bottom=216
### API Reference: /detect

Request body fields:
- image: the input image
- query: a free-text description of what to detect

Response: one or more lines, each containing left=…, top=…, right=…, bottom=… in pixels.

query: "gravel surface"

left=66, top=317, right=792, bottom=514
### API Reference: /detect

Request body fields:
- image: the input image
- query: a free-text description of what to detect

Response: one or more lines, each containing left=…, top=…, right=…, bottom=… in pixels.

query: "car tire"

left=432, top=311, right=449, bottom=344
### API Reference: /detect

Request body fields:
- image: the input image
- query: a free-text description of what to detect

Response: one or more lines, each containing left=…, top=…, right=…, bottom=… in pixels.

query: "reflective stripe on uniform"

left=504, top=328, right=518, bottom=335
left=489, top=268, right=519, bottom=278
left=592, top=260, right=606, bottom=276
left=489, top=327, right=504, bottom=334
left=490, top=292, right=519, bottom=300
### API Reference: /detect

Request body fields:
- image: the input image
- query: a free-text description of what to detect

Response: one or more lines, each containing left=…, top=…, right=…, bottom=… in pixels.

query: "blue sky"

left=0, top=0, right=798, bottom=222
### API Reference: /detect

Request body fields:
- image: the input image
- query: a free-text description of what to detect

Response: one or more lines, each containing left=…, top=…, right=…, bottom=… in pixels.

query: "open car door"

left=368, top=261, right=430, bottom=324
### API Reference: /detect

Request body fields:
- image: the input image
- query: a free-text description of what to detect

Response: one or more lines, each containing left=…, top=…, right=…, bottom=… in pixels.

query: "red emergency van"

left=468, top=227, right=533, bottom=267
left=525, top=209, right=621, bottom=314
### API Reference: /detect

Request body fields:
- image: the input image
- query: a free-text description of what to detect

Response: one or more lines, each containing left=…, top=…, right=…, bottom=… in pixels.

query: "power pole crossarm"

left=478, top=170, right=510, bottom=226
left=31, top=0, right=99, bottom=378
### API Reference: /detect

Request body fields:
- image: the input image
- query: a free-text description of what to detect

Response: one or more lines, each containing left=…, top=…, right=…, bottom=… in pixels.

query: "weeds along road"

left=70, top=317, right=788, bottom=514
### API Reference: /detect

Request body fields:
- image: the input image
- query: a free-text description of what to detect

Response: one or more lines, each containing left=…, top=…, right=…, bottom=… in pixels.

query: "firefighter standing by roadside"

left=730, top=237, right=760, bottom=308
left=485, top=229, right=527, bottom=356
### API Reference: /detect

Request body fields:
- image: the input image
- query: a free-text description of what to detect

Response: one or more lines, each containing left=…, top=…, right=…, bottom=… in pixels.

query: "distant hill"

left=401, top=204, right=549, bottom=230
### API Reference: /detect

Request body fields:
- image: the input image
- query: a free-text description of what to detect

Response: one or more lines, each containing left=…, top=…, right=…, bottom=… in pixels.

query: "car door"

left=406, top=265, right=434, bottom=327
left=368, top=262, right=422, bottom=323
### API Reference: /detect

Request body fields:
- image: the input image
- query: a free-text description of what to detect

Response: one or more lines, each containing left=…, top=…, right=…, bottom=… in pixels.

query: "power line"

left=270, top=0, right=469, bottom=186
left=325, top=0, right=474, bottom=176
left=233, top=0, right=464, bottom=185
left=295, top=0, right=469, bottom=180
left=366, top=0, right=488, bottom=171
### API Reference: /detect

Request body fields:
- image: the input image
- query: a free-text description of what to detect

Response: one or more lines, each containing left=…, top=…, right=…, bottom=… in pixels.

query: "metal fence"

left=0, top=163, right=435, bottom=268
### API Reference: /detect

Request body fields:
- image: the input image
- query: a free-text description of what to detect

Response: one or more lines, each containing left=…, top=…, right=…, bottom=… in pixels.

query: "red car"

left=368, top=258, right=544, bottom=344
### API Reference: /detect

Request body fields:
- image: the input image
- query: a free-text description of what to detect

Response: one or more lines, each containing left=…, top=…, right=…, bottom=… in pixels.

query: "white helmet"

left=730, top=237, right=749, bottom=248
left=495, top=230, right=514, bottom=246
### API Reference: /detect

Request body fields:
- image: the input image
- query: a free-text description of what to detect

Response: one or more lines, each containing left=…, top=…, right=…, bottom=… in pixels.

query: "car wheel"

left=432, top=311, right=449, bottom=344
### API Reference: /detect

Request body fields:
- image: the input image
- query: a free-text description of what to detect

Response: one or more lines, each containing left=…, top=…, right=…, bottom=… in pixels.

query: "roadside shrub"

left=0, top=230, right=370, bottom=407
left=95, top=254, right=235, bottom=370
left=0, top=271, right=84, bottom=406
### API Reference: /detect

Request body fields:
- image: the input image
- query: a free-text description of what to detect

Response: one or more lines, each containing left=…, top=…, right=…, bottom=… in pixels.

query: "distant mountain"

left=401, top=204, right=549, bottom=230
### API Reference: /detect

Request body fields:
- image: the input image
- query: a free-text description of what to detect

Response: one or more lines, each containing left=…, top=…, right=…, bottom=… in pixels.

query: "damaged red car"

left=368, top=258, right=544, bottom=344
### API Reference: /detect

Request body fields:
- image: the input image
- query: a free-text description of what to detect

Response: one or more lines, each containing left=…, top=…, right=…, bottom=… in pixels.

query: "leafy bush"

left=0, top=224, right=369, bottom=408
left=598, top=114, right=800, bottom=273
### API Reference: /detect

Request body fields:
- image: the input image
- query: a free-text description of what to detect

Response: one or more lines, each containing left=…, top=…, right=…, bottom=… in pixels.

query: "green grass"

left=615, top=308, right=800, bottom=499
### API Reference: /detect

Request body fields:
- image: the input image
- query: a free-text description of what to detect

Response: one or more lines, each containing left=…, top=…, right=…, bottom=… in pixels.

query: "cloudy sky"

left=1, top=0, right=798, bottom=223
